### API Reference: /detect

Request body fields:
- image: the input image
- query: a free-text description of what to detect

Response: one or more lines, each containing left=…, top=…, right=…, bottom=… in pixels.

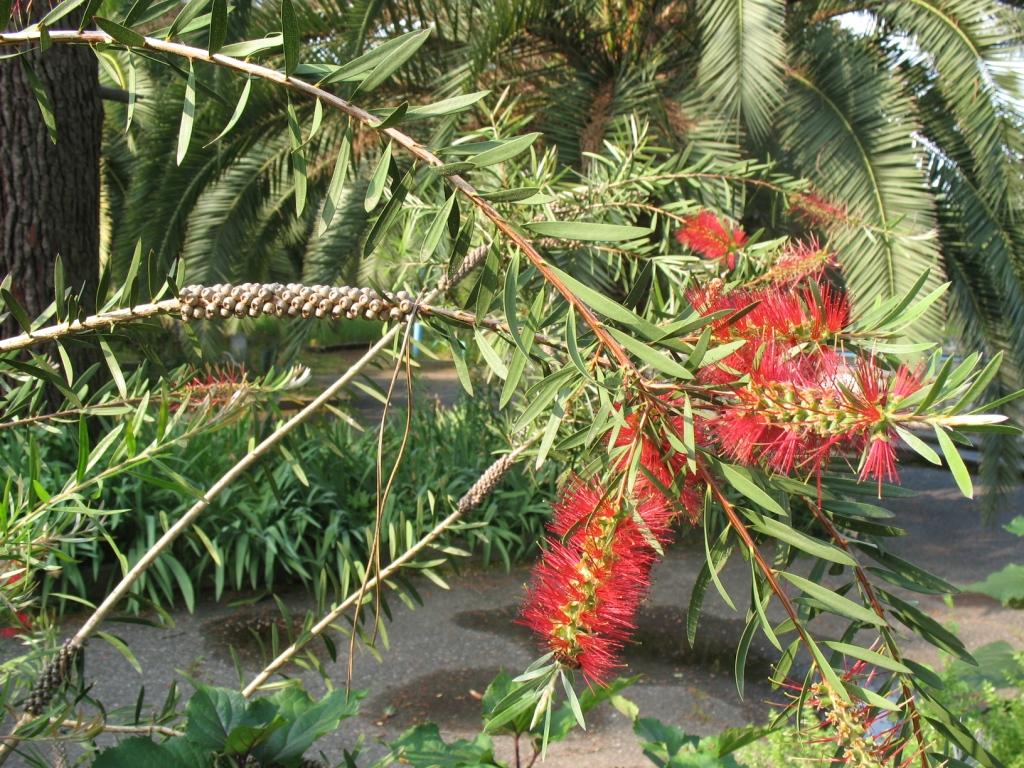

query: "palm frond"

left=696, top=0, right=788, bottom=140
left=872, top=0, right=1024, bottom=213
left=781, top=25, right=945, bottom=339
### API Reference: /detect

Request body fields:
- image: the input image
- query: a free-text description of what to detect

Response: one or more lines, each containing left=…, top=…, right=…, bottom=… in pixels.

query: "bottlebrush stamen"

left=788, top=660, right=918, bottom=768
left=675, top=210, right=748, bottom=270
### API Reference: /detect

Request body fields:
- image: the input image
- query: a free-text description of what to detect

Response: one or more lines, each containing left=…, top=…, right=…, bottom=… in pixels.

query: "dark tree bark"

left=0, top=7, right=102, bottom=338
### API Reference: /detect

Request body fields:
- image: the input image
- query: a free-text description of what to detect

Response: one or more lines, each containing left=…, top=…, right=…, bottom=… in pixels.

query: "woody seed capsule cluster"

left=177, top=283, right=416, bottom=323
left=24, top=640, right=79, bottom=715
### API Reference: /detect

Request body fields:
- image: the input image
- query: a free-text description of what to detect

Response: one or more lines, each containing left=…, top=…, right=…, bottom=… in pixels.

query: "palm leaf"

left=781, top=26, right=945, bottom=339
left=696, top=0, right=788, bottom=140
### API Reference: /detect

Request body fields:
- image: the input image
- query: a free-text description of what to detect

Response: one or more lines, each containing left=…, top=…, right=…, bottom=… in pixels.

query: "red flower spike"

left=675, top=211, right=747, bottom=269
left=686, top=284, right=850, bottom=347
left=788, top=191, right=849, bottom=227
left=709, top=350, right=923, bottom=488
left=1, top=611, right=31, bottom=639
left=766, top=236, right=837, bottom=286
left=520, top=482, right=661, bottom=682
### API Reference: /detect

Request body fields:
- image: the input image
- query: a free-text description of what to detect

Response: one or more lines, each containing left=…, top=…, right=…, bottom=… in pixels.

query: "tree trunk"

left=0, top=8, right=102, bottom=339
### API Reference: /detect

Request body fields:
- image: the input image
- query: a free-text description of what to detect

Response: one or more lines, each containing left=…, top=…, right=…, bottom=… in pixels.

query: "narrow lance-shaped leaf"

left=419, top=193, right=455, bottom=260
left=280, top=0, right=298, bottom=75
left=176, top=61, right=196, bottom=166
left=20, top=61, right=57, bottom=144
left=318, top=128, right=351, bottom=236
left=95, top=16, right=146, bottom=47
left=206, top=77, right=250, bottom=146
left=286, top=95, right=306, bottom=216
left=208, top=0, right=226, bottom=53
left=364, top=142, right=392, bottom=212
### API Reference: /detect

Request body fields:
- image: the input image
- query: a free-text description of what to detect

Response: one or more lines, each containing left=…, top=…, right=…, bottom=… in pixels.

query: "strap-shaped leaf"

left=175, top=61, right=196, bottom=166
left=781, top=572, right=885, bottom=626
left=280, top=0, right=298, bottom=75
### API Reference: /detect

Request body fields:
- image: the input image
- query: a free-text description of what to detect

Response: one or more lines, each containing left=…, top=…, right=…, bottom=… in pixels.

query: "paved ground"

left=5, top=464, right=1023, bottom=767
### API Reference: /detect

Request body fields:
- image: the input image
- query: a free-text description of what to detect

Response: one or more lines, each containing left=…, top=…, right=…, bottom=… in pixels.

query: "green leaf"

left=254, top=689, right=360, bottom=764
left=166, top=0, right=209, bottom=39
left=280, top=0, right=298, bottom=75
left=318, top=128, right=351, bottom=235
left=606, top=327, right=693, bottom=380
left=746, top=512, right=856, bottom=566
left=935, top=426, right=973, bottom=498
left=469, top=132, right=541, bottom=167
left=473, top=328, right=509, bottom=379
left=357, top=28, right=432, bottom=93
left=718, top=463, right=786, bottom=516
left=219, top=34, right=283, bottom=58
left=207, top=0, right=226, bottom=53
left=207, top=77, right=251, bottom=146
left=445, top=334, right=473, bottom=396
left=1005, top=516, right=1024, bottom=538
left=734, top=610, right=759, bottom=699
left=95, top=16, right=146, bottom=47
left=420, top=193, right=455, bottom=260
left=560, top=671, right=585, bottom=730
left=525, top=221, right=651, bottom=242
left=286, top=95, right=306, bottom=216
left=964, top=564, right=1024, bottom=608
left=780, top=572, right=885, bottom=626
left=97, top=630, right=143, bottom=674
left=823, top=641, right=910, bottom=674
left=894, top=426, right=941, bottom=465
left=186, top=685, right=253, bottom=751
left=1, top=287, right=33, bottom=333
left=369, top=102, right=408, bottom=129
left=94, top=737, right=209, bottom=768
left=545, top=264, right=661, bottom=338
left=385, top=723, right=495, bottom=767
left=99, top=338, right=128, bottom=398
left=361, top=167, right=411, bottom=257
left=565, top=310, right=594, bottom=382
left=502, top=251, right=530, bottom=357
left=175, top=61, right=196, bottom=166
left=364, top=142, right=392, bottom=212
left=20, top=61, right=57, bottom=143
left=402, top=90, right=489, bottom=120
left=38, top=0, right=86, bottom=26
left=480, top=186, right=542, bottom=203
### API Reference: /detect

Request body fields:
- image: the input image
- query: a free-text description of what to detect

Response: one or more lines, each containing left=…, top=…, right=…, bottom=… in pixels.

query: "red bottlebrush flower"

left=675, top=211, right=747, bottom=269
left=765, top=237, right=837, bottom=286
left=686, top=283, right=849, bottom=348
left=520, top=482, right=663, bottom=682
left=1, top=612, right=31, bottom=639
left=861, top=437, right=898, bottom=492
left=709, top=349, right=922, bottom=487
left=788, top=191, right=848, bottom=227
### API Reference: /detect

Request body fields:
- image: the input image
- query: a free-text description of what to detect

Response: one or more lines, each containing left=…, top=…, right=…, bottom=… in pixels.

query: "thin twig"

left=56, top=719, right=184, bottom=738
left=242, top=442, right=531, bottom=697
